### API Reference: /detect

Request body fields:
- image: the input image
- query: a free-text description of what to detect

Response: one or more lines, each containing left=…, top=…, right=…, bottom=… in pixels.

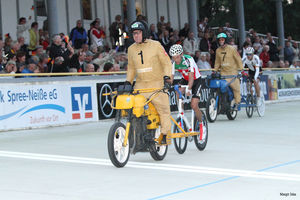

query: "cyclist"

left=242, top=47, right=262, bottom=104
left=169, top=44, right=204, bottom=135
left=126, top=21, right=173, bottom=145
left=214, top=33, right=243, bottom=110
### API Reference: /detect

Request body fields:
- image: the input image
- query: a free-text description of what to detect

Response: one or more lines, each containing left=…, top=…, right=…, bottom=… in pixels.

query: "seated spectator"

left=260, top=45, right=270, bottom=68
left=279, top=60, right=285, bottom=68
left=149, top=24, right=159, bottom=41
left=103, top=62, right=114, bottom=72
left=8, top=41, right=20, bottom=59
left=183, top=31, right=199, bottom=57
left=197, top=52, right=211, bottom=70
left=179, top=23, right=189, bottom=38
left=253, top=36, right=263, bottom=55
left=194, top=50, right=201, bottom=63
left=292, top=41, right=299, bottom=62
left=17, top=36, right=29, bottom=58
left=85, top=63, right=95, bottom=72
left=160, top=30, right=171, bottom=53
left=21, top=58, right=37, bottom=75
left=85, top=51, right=94, bottom=63
left=37, top=53, right=49, bottom=73
left=0, top=60, right=17, bottom=76
left=199, top=32, right=211, bottom=52
left=4, top=37, right=12, bottom=55
left=16, top=51, right=26, bottom=70
left=70, top=50, right=86, bottom=72
left=290, top=60, right=299, bottom=68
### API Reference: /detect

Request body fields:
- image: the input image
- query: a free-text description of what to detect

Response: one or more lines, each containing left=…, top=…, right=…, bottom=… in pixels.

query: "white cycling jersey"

left=242, top=54, right=261, bottom=80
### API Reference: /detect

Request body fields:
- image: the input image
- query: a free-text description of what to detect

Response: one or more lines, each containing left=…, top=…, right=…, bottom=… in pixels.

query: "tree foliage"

left=198, top=0, right=300, bottom=40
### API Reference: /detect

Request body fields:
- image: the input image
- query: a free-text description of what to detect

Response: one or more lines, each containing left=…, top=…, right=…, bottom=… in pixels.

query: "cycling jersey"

left=172, top=54, right=201, bottom=81
left=242, top=54, right=262, bottom=81
left=242, top=54, right=261, bottom=71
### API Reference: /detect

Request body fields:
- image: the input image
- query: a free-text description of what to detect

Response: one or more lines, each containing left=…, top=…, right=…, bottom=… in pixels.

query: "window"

left=82, top=0, right=92, bottom=20
left=36, top=0, right=47, bottom=17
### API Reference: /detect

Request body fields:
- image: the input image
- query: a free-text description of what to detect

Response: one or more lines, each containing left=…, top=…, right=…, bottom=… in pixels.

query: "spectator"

left=290, top=60, right=299, bottom=68
left=241, top=41, right=251, bottom=59
left=103, top=62, right=114, bottom=72
left=85, top=63, right=95, bottom=72
left=0, top=60, right=17, bottom=75
left=28, top=22, right=39, bottom=51
left=253, top=36, right=263, bottom=55
left=70, top=20, right=88, bottom=49
left=284, top=41, right=294, bottom=65
left=194, top=50, right=201, bottom=63
left=90, top=21, right=106, bottom=51
left=179, top=23, right=189, bottom=38
left=16, top=51, right=26, bottom=70
left=109, top=15, right=122, bottom=48
left=266, top=61, right=273, bottom=68
left=149, top=24, right=159, bottom=41
left=37, top=53, right=49, bottom=73
left=197, top=52, right=211, bottom=70
left=278, top=60, right=285, bottom=68
left=260, top=45, right=270, bottom=68
left=157, top=16, right=166, bottom=35
left=16, top=16, right=32, bottom=45
left=267, top=35, right=281, bottom=62
left=291, top=42, right=299, bottom=62
left=49, top=35, right=74, bottom=72
left=165, top=22, right=173, bottom=34
left=85, top=51, right=94, bottom=63
left=223, top=22, right=233, bottom=36
left=4, top=37, right=12, bottom=55
left=199, top=32, right=211, bottom=52
left=70, top=51, right=86, bottom=72
left=160, top=30, right=171, bottom=53
left=17, top=36, right=29, bottom=58
left=8, top=41, right=20, bottom=60
left=183, top=31, right=199, bottom=57
left=198, top=17, right=208, bottom=33
left=21, top=58, right=37, bottom=74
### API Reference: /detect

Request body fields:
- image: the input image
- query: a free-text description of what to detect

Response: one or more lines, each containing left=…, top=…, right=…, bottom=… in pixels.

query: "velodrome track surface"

left=0, top=101, right=299, bottom=200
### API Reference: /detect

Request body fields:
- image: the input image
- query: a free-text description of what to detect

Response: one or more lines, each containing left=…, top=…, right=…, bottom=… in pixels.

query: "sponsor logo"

left=71, top=87, right=93, bottom=120
left=99, top=84, right=114, bottom=118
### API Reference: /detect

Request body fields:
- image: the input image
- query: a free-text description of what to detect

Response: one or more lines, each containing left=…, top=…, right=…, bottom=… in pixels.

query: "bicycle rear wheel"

left=194, top=111, right=208, bottom=151
left=173, top=118, right=188, bottom=154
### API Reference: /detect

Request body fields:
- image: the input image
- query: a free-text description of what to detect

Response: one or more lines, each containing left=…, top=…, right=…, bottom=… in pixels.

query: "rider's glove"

left=163, top=76, right=171, bottom=90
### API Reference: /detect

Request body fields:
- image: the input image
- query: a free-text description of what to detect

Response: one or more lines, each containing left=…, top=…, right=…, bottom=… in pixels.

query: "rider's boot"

left=159, top=132, right=171, bottom=145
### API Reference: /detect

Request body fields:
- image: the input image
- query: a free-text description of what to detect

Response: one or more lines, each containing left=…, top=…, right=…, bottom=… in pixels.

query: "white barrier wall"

left=0, top=80, right=98, bottom=131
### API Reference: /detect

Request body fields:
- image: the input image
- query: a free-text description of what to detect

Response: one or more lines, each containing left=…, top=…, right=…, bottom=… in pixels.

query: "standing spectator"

left=267, top=35, right=281, bottom=62
left=284, top=41, right=294, bottom=65
left=90, top=21, right=106, bottom=51
left=198, top=17, right=208, bottom=33
left=199, top=32, right=211, bottom=52
left=291, top=42, right=299, bottom=62
left=16, top=16, right=32, bottom=45
left=157, top=16, right=166, bottom=35
left=197, top=52, right=211, bottom=70
left=259, top=45, right=270, bottom=68
left=253, top=36, right=263, bottom=55
left=149, top=24, right=159, bottom=41
left=49, top=35, right=74, bottom=72
left=223, top=22, right=233, bottom=37
left=109, top=15, right=122, bottom=48
left=179, top=23, right=189, bottom=38
left=28, top=22, right=39, bottom=51
left=70, top=20, right=88, bottom=49
left=183, top=31, right=199, bottom=57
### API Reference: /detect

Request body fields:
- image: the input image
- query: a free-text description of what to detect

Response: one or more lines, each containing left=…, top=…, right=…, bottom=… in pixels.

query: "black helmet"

left=130, top=20, right=149, bottom=42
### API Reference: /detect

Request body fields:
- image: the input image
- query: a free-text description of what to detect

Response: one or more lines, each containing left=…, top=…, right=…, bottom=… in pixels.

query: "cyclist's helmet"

left=130, top=20, right=148, bottom=42
left=245, top=47, right=254, bottom=55
left=169, top=44, right=183, bottom=57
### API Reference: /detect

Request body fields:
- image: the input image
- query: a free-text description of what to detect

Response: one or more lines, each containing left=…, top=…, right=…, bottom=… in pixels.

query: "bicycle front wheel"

left=173, top=118, right=188, bottom=154
left=194, top=110, right=208, bottom=151
left=245, top=94, right=254, bottom=118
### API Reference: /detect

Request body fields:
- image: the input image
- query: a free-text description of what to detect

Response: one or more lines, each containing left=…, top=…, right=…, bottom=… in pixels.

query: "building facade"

left=0, top=0, right=193, bottom=40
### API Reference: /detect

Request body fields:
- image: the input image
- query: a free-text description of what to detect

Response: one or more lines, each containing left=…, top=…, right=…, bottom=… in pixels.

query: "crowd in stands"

left=0, top=14, right=299, bottom=77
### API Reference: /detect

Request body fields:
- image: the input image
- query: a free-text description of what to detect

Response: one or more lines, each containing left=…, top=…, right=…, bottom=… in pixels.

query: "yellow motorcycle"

left=105, top=84, right=168, bottom=167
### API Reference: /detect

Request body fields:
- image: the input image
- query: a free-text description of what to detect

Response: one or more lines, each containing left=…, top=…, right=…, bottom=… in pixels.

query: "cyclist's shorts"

left=178, top=78, right=202, bottom=99
left=248, top=70, right=261, bottom=82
